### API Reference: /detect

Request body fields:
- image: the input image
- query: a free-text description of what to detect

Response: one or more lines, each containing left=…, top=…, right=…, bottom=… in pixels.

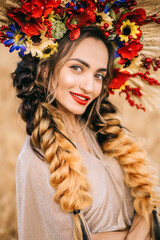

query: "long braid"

left=90, top=98, right=159, bottom=220
left=31, top=103, right=92, bottom=239
left=12, top=54, right=92, bottom=240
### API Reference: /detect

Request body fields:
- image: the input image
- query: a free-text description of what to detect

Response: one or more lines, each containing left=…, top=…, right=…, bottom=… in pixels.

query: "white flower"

left=25, top=33, right=57, bottom=58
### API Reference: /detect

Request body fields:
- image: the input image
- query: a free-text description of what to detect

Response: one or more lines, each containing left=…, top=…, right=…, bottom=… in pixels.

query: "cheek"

left=94, top=81, right=103, bottom=98
left=57, top=68, right=76, bottom=90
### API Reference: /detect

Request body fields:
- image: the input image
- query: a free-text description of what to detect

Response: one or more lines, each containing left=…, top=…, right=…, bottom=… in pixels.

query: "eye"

left=95, top=73, right=105, bottom=81
left=70, top=65, right=82, bottom=72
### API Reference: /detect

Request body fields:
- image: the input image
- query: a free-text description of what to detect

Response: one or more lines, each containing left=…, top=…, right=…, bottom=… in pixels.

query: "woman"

left=12, top=25, right=160, bottom=240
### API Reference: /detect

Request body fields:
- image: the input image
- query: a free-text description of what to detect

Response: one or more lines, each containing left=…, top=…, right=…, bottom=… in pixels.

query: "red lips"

left=70, top=92, right=90, bottom=105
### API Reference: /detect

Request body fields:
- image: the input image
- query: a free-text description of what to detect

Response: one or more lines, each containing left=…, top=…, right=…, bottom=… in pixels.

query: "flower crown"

left=0, top=0, right=160, bottom=111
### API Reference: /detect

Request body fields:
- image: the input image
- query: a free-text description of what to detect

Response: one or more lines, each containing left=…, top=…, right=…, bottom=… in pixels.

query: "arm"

left=91, top=230, right=129, bottom=240
left=91, top=213, right=152, bottom=240
left=16, top=138, right=74, bottom=240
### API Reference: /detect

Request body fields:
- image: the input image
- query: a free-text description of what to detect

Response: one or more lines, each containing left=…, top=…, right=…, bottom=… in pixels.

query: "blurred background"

left=0, top=43, right=160, bottom=240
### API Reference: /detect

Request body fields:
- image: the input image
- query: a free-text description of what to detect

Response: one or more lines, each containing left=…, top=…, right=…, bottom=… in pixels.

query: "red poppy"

left=117, top=41, right=143, bottom=60
left=8, top=8, right=46, bottom=36
left=114, top=8, right=146, bottom=35
left=65, top=8, right=95, bottom=40
left=23, top=0, right=61, bottom=19
left=118, top=58, right=128, bottom=65
left=8, top=0, right=61, bottom=36
left=118, top=8, right=146, bottom=25
left=109, top=69, right=131, bottom=90
left=86, top=0, right=96, bottom=11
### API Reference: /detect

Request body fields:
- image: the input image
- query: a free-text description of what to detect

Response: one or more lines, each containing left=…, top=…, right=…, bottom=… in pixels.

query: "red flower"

left=8, top=8, right=45, bottom=36
left=117, top=41, right=143, bottom=60
left=109, top=69, right=131, bottom=90
left=8, top=0, right=61, bottom=36
left=118, top=8, right=146, bottom=25
left=115, top=8, right=146, bottom=35
left=65, top=8, right=95, bottom=40
left=24, top=0, right=61, bottom=19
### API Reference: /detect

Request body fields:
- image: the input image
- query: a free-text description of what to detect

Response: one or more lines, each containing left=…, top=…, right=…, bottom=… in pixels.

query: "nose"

left=79, top=73, right=94, bottom=94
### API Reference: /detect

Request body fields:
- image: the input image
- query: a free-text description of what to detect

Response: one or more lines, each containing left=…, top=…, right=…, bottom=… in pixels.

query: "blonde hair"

left=90, top=100, right=160, bottom=220
left=31, top=103, right=92, bottom=239
left=12, top=25, right=160, bottom=239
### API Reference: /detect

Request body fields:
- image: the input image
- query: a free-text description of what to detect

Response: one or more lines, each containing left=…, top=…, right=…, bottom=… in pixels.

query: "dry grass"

left=0, top=44, right=160, bottom=240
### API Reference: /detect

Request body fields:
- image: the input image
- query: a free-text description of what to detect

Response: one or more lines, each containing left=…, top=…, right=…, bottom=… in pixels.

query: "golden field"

left=0, top=45, right=160, bottom=240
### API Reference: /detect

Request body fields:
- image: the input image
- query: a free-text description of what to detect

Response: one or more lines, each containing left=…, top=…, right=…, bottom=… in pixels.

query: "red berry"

left=70, top=2, right=75, bottom=7
left=146, top=65, right=150, bottom=69
left=140, top=44, right=143, bottom=50
left=79, top=8, right=84, bottom=13
left=109, top=29, right=113, bottom=34
left=104, top=32, right=110, bottom=38
left=145, top=58, right=152, bottom=63
left=128, top=35, right=133, bottom=40
left=104, top=23, right=109, bottom=29
left=128, top=47, right=133, bottom=52
left=116, top=23, right=121, bottom=29
left=135, top=39, right=140, bottom=44
left=154, top=67, right=158, bottom=71
left=124, top=42, right=129, bottom=46
left=100, top=26, right=104, bottom=31
left=157, top=64, right=160, bottom=68
left=133, top=1, right=137, bottom=5
left=129, top=6, right=133, bottom=10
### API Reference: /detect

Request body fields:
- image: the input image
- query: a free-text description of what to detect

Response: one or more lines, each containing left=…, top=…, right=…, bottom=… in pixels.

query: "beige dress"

left=16, top=128, right=151, bottom=240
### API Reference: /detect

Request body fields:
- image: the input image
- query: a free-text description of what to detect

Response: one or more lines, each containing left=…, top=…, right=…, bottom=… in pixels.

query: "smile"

left=70, top=92, right=90, bottom=105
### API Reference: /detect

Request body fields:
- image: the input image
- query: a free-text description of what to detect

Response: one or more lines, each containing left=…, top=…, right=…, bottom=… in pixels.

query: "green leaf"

left=110, top=8, right=116, bottom=20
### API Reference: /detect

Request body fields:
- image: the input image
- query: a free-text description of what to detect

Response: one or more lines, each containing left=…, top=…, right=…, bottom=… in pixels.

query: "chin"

left=69, top=107, right=87, bottom=115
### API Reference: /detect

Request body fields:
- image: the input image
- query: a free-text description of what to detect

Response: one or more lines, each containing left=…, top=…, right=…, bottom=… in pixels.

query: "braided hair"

left=12, top=25, right=159, bottom=239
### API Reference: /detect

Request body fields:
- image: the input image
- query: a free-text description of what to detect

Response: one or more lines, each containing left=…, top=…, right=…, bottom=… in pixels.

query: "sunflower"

left=61, top=0, right=71, bottom=7
left=119, top=19, right=140, bottom=42
left=25, top=32, right=58, bottom=58
left=40, top=42, right=58, bottom=59
left=95, top=11, right=113, bottom=29
left=120, top=56, right=142, bottom=74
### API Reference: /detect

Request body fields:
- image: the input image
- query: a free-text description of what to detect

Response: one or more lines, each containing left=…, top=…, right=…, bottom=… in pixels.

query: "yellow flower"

left=25, top=33, right=57, bottom=58
left=119, top=19, right=140, bottom=42
left=120, top=56, right=142, bottom=74
left=120, top=81, right=128, bottom=91
left=40, top=43, right=58, bottom=59
left=61, top=0, right=71, bottom=7
left=95, top=11, right=113, bottom=28
left=48, top=11, right=56, bottom=22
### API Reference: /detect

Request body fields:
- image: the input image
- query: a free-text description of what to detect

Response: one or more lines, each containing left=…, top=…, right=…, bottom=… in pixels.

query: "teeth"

left=72, top=93, right=87, bottom=100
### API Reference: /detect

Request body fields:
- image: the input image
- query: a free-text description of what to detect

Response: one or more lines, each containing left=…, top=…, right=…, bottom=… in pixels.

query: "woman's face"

left=53, top=37, right=109, bottom=117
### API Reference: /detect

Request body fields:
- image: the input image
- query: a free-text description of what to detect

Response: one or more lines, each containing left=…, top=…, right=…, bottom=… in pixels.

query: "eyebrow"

left=69, top=58, right=108, bottom=72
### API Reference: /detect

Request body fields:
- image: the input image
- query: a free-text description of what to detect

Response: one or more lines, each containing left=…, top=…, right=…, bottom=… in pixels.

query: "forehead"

left=69, top=37, right=109, bottom=68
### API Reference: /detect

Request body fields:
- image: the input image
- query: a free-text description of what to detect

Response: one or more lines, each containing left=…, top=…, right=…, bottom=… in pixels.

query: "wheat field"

left=0, top=44, right=160, bottom=240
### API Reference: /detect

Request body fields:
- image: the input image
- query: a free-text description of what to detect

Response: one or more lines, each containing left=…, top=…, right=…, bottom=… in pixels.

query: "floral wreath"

left=0, top=0, right=160, bottom=111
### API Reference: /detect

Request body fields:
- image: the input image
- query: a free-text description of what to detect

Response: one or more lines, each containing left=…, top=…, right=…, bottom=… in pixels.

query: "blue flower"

left=3, top=24, right=26, bottom=56
left=104, top=4, right=110, bottom=14
left=115, top=50, right=120, bottom=58
left=112, top=0, right=126, bottom=5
